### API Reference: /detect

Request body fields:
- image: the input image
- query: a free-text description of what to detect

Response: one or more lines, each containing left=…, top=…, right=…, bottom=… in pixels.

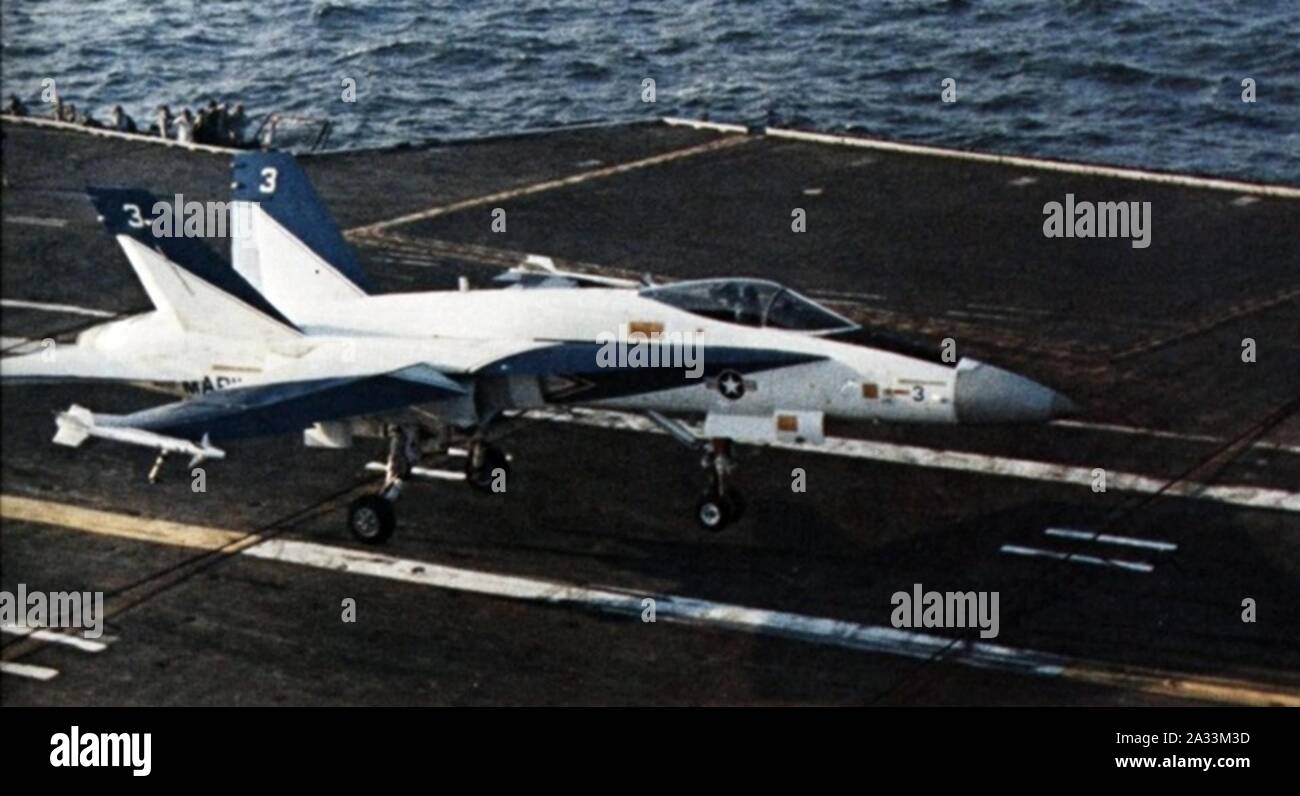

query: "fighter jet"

left=0, top=152, right=1078, bottom=541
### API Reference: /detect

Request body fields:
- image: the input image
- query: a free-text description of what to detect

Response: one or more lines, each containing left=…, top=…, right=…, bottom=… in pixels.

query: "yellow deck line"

left=346, top=135, right=751, bottom=236
left=1, top=494, right=246, bottom=550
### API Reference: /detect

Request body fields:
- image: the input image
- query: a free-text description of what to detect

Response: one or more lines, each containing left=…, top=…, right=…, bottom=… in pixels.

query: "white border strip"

left=764, top=126, right=1300, bottom=199
left=1, top=115, right=236, bottom=154
left=243, top=537, right=1068, bottom=677
left=662, top=116, right=751, bottom=134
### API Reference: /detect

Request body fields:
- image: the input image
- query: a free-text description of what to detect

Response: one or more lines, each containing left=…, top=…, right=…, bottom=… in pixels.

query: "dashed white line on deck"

left=1043, top=528, right=1178, bottom=552
left=1, top=625, right=111, bottom=653
left=0, top=661, right=59, bottom=681
left=5, top=215, right=68, bottom=228
left=1000, top=544, right=1154, bottom=574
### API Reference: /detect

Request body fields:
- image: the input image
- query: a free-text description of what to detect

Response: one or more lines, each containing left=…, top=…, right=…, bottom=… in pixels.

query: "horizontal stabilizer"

left=1, top=325, right=196, bottom=385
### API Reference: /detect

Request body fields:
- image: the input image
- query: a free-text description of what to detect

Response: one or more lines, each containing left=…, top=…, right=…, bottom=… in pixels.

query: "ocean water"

left=2, top=0, right=1297, bottom=183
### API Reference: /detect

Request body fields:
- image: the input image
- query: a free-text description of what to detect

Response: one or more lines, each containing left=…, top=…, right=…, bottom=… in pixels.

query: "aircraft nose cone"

left=955, top=359, right=1079, bottom=423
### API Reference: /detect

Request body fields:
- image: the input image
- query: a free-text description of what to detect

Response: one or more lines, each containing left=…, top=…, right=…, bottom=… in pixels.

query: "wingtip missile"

left=53, top=404, right=226, bottom=464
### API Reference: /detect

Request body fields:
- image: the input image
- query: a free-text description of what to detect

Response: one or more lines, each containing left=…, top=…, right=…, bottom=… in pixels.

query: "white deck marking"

left=0, top=298, right=117, bottom=318
left=808, top=288, right=888, bottom=302
left=764, top=125, right=1300, bottom=199
left=947, top=309, right=1022, bottom=323
left=363, top=462, right=466, bottom=482
left=965, top=302, right=1052, bottom=317
left=243, top=537, right=1072, bottom=676
left=534, top=409, right=1300, bottom=514
left=1000, top=544, right=1154, bottom=573
left=1, top=625, right=111, bottom=652
left=5, top=215, right=68, bottom=228
left=1043, top=528, right=1178, bottom=552
left=1052, top=419, right=1300, bottom=457
left=0, top=661, right=59, bottom=681
left=661, top=117, right=750, bottom=134
left=5, top=493, right=1299, bottom=706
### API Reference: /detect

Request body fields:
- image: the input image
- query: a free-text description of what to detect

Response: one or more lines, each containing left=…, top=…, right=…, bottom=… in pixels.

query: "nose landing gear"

left=643, top=411, right=747, bottom=532
left=696, top=437, right=744, bottom=532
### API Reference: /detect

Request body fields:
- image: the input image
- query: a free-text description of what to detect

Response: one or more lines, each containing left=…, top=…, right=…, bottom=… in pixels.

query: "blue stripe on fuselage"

left=481, top=341, right=823, bottom=402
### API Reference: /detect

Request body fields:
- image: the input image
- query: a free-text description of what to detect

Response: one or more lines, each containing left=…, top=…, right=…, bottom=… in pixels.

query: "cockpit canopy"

left=639, top=278, right=857, bottom=335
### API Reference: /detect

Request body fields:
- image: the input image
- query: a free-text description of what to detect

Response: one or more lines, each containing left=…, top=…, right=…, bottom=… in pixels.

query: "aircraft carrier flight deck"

left=2, top=117, right=1298, bottom=705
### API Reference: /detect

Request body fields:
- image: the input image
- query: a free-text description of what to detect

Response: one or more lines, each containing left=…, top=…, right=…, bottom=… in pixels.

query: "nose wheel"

left=696, top=488, right=745, bottom=531
left=695, top=438, right=744, bottom=532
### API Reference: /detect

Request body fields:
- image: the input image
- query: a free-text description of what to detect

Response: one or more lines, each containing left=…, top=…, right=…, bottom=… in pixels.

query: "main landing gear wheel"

left=466, top=443, right=510, bottom=493
left=347, top=424, right=418, bottom=544
left=348, top=495, right=395, bottom=544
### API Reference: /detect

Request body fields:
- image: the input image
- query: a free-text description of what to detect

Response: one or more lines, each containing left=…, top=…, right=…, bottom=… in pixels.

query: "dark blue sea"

left=3, top=0, right=1297, bottom=183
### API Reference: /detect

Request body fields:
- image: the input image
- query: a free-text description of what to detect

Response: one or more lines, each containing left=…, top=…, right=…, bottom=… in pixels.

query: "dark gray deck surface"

left=2, top=119, right=1297, bottom=705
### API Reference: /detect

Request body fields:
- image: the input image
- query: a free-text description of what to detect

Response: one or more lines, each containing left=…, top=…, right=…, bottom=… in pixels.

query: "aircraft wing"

left=55, top=365, right=466, bottom=457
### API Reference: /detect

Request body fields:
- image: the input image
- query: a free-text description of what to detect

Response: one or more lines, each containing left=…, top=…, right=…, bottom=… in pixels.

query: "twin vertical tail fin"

left=85, top=151, right=363, bottom=339
left=230, top=152, right=372, bottom=324
left=86, top=187, right=300, bottom=341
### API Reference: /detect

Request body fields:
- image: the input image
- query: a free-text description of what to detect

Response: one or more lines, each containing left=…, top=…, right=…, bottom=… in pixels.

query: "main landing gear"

left=346, top=413, right=743, bottom=542
left=464, top=438, right=510, bottom=492
left=347, top=423, right=513, bottom=544
left=347, top=425, right=418, bottom=544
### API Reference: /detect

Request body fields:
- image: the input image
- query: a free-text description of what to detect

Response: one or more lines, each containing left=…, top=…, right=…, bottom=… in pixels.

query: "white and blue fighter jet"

left=0, top=152, right=1078, bottom=540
